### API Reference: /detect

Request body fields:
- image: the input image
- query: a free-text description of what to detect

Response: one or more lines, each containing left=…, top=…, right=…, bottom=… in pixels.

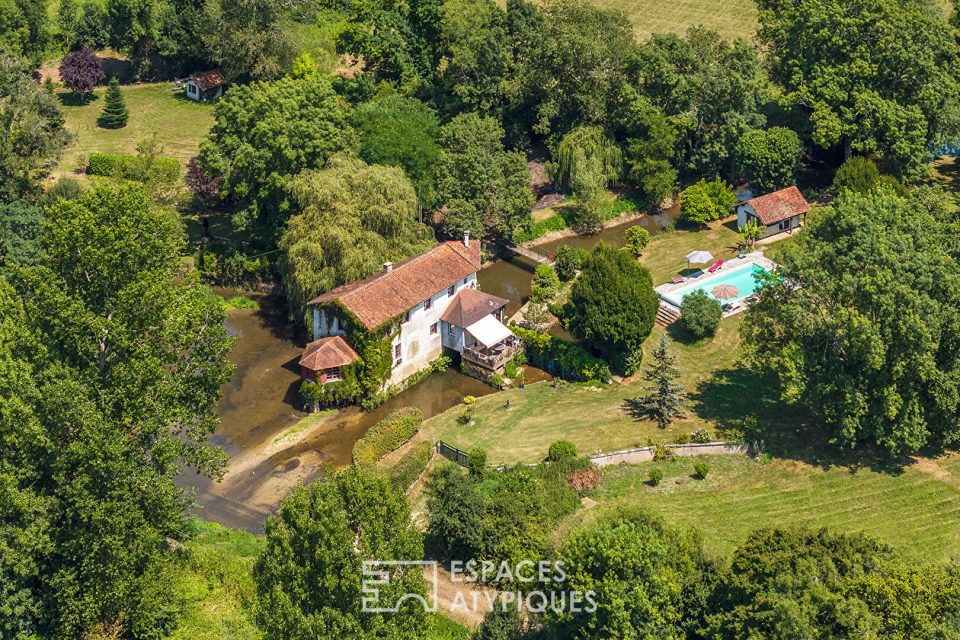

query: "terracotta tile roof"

left=308, top=240, right=481, bottom=330
left=744, top=186, right=810, bottom=225
left=299, top=336, right=358, bottom=371
left=440, top=288, right=508, bottom=328
left=190, top=69, right=225, bottom=92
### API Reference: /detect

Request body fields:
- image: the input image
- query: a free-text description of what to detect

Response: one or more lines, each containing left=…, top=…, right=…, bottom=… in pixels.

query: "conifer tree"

left=99, top=76, right=128, bottom=128
left=632, top=334, right=685, bottom=428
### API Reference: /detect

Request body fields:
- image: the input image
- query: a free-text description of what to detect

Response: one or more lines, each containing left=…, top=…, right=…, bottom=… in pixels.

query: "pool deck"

left=654, top=252, right=779, bottom=318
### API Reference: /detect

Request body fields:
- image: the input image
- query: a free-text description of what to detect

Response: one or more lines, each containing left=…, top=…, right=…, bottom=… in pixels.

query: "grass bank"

left=568, top=452, right=960, bottom=564
left=423, top=316, right=748, bottom=465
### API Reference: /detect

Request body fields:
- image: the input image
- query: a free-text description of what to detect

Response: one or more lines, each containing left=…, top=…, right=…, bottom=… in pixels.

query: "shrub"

left=679, top=178, right=736, bottom=226
left=690, top=428, right=711, bottom=444
left=185, top=156, right=222, bottom=200
left=463, top=395, right=476, bottom=405
left=553, top=244, right=585, bottom=281
left=652, top=444, right=671, bottom=461
left=225, top=295, right=258, bottom=310
left=457, top=405, right=475, bottom=425
left=513, top=213, right=568, bottom=243
left=834, top=156, right=880, bottom=194
left=467, top=448, right=487, bottom=476
left=681, top=289, right=723, bottom=338
left=488, top=373, right=505, bottom=388
left=388, top=441, right=433, bottom=490
left=301, top=379, right=360, bottom=410
left=567, top=466, right=599, bottom=492
left=504, top=360, right=518, bottom=379
left=88, top=152, right=180, bottom=184
left=694, top=461, right=710, bottom=479
left=623, top=225, right=650, bottom=257
left=531, top=264, right=561, bottom=303
left=673, top=433, right=689, bottom=445
left=511, top=325, right=611, bottom=382
left=648, top=468, right=664, bottom=486
left=352, top=407, right=424, bottom=466
left=548, top=440, right=578, bottom=462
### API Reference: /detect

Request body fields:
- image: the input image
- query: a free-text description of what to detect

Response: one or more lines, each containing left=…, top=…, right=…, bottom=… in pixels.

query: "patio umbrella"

left=711, top=284, right=739, bottom=300
left=686, top=250, right=714, bottom=264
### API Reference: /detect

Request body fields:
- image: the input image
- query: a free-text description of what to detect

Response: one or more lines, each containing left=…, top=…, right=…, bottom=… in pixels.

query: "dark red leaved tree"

left=59, top=48, right=105, bottom=99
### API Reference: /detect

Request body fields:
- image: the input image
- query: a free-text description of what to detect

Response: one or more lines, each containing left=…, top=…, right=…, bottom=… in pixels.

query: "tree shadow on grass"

left=690, top=366, right=908, bottom=474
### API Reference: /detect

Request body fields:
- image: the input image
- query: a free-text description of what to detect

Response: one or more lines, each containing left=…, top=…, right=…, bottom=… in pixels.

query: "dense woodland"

left=3, top=0, right=960, bottom=637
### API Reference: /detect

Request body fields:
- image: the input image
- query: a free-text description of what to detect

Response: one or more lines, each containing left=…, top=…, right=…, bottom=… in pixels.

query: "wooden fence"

left=437, top=440, right=471, bottom=467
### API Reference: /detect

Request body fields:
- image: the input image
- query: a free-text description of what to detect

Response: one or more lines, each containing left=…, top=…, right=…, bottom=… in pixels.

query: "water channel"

left=187, top=205, right=678, bottom=531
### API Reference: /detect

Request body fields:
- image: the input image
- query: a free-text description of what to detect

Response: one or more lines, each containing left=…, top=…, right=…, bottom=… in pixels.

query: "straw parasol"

left=711, top=284, right=739, bottom=300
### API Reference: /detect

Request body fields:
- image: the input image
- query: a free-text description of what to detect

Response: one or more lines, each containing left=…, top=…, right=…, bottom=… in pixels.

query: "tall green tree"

left=279, top=155, right=436, bottom=315
left=702, top=528, right=960, bottom=638
left=337, top=0, right=443, bottom=91
left=99, top=76, right=129, bottom=128
left=552, top=126, right=623, bottom=193
left=567, top=242, right=658, bottom=375
left=743, top=188, right=960, bottom=454
left=354, top=93, right=441, bottom=207
left=0, top=0, right=48, bottom=63
left=548, top=509, right=711, bottom=639
left=436, top=0, right=511, bottom=115
left=202, top=0, right=293, bottom=82
left=734, top=126, right=804, bottom=194
left=0, top=198, right=42, bottom=263
left=106, top=0, right=159, bottom=73
left=255, top=467, right=428, bottom=639
left=198, top=75, right=354, bottom=241
left=0, top=54, right=72, bottom=201
left=631, top=27, right=766, bottom=179
left=757, top=0, right=960, bottom=179
left=617, top=93, right=679, bottom=207
left=435, top=112, right=532, bottom=241
left=531, top=0, right=635, bottom=140
left=1, top=182, right=234, bottom=636
left=679, top=178, right=736, bottom=227
left=631, top=334, right=686, bottom=428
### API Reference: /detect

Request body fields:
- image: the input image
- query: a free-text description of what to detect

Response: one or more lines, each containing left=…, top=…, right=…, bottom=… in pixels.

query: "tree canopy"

left=280, top=155, right=436, bottom=316
left=567, top=242, right=658, bottom=375
left=255, top=467, right=428, bottom=639
left=435, top=112, right=532, bottom=241
left=743, top=188, right=960, bottom=454
left=354, top=93, right=441, bottom=207
left=758, top=0, right=960, bottom=179
left=734, top=126, right=804, bottom=194
left=198, top=75, right=354, bottom=241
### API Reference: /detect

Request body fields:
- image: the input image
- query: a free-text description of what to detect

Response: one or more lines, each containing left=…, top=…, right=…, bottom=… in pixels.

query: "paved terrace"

left=654, top=251, right=779, bottom=318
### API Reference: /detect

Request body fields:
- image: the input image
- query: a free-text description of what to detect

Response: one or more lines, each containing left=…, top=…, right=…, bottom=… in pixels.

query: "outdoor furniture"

left=686, top=250, right=714, bottom=264
left=672, top=277, right=684, bottom=284
left=707, top=260, right=724, bottom=273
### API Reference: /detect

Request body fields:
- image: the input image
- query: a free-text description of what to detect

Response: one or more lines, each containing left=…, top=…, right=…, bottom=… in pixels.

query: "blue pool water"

left=661, top=263, right=771, bottom=308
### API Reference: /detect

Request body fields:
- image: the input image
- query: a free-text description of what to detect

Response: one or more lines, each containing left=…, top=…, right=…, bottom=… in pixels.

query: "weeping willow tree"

left=552, top=126, right=623, bottom=193
left=279, top=155, right=436, bottom=317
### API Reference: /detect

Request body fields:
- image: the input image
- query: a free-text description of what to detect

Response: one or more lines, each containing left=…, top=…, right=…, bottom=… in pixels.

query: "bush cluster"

left=387, top=441, right=433, bottom=490
left=681, top=289, right=723, bottom=338
left=352, top=407, right=424, bottom=466
left=548, top=440, right=578, bottom=462
left=88, top=152, right=180, bottom=184
left=513, top=213, right=568, bottom=243
left=512, top=325, right=611, bottom=382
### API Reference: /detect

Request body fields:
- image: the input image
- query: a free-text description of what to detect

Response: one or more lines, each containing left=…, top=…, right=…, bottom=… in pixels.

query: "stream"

left=186, top=205, right=677, bottom=532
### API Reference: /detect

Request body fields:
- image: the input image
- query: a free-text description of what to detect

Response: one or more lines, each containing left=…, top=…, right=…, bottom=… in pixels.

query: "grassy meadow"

left=56, top=83, right=216, bottom=177
left=567, top=451, right=960, bottom=564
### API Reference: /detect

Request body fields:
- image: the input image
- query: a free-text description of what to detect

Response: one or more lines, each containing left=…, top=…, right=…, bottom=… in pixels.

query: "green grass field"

left=570, top=452, right=960, bottom=564
left=56, top=82, right=215, bottom=176
left=638, top=217, right=742, bottom=285
left=588, top=0, right=761, bottom=40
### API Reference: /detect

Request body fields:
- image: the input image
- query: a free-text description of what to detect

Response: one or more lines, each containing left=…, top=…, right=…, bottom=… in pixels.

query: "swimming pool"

left=660, top=263, right=771, bottom=308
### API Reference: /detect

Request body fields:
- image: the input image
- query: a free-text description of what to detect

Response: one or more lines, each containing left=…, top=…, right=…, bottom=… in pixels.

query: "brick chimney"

left=463, top=230, right=470, bottom=247
left=383, top=262, right=393, bottom=273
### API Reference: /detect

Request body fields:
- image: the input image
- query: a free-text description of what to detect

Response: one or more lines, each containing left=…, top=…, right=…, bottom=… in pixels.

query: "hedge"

left=88, top=152, right=180, bottom=184
left=512, top=325, right=611, bottom=382
left=387, top=441, right=433, bottom=490
left=352, top=407, right=424, bottom=466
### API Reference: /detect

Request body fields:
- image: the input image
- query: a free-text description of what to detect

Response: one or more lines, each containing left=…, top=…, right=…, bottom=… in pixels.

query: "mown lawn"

left=56, top=82, right=215, bottom=176
left=569, top=452, right=960, bottom=564
left=638, top=217, right=742, bottom=285
left=586, top=0, right=761, bottom=40
left=423, top=315, right=752, bottom=465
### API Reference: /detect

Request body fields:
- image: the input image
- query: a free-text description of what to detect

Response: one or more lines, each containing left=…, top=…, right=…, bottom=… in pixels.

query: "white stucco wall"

left=386, top=273, right=477, bottom=386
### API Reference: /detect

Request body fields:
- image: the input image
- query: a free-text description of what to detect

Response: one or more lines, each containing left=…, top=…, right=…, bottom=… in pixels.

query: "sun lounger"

left=707, top=260, right=724, bottom=273
left=671, top=277, right=684, bottom=284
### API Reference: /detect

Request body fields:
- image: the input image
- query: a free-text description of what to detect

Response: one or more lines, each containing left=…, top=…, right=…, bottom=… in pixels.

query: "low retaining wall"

left=589, top=442, right=751, bottom=467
